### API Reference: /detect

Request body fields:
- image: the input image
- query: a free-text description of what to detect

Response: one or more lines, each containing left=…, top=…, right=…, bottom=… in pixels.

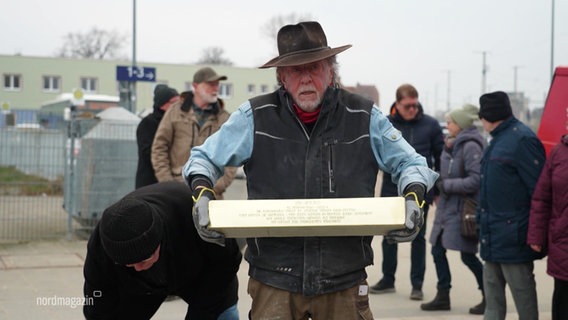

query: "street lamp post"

left=550, top=0, right=555, bottom=81
left=130, top=0, right=137, bottom=113
left=444, top=70, right=451, bottom=112
left=513, top=65, right=522, bottom=93
left=481, top=51, right=487, bottom=95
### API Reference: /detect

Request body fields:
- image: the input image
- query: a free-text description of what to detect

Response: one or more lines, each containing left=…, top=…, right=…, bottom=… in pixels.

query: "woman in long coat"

left=528, top=134, right=568, bottom=320
left=421, top=104, right=485, bottom=314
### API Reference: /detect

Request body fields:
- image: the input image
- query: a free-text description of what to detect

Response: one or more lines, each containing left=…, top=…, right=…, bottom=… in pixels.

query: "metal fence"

left=0, top=109, right=140, bottom=241
left=0, top=127, right=68, bottom=240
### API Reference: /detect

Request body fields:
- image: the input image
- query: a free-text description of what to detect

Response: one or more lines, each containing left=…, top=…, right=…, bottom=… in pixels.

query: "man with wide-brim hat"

left=260, top=21, right=352, bottom=68
left=183, top=21, right=438, bottom=319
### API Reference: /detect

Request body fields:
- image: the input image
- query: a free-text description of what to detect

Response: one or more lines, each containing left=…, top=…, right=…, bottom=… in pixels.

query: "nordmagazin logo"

left=36, top=291, right=100, bottom=309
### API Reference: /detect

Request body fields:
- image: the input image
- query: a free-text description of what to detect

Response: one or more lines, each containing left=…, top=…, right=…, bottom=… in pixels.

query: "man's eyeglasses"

left=401, top=103, right=419, bottom=111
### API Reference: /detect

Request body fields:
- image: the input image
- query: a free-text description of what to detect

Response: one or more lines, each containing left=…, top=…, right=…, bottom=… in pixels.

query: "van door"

left=537, top=66, right=568, bottom=156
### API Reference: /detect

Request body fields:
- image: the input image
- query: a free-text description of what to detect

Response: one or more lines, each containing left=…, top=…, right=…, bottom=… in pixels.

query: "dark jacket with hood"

left=528, top=135, right=568, bottom=280
left=478, top=116, right=546, bottom=262
left=83, top=182, right=242, bottom=320
left=381, top=103, right=444, bottom=203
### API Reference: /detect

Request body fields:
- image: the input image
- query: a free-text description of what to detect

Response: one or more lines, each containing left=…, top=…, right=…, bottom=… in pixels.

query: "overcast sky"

left=2, top=0, right=566, bottom=114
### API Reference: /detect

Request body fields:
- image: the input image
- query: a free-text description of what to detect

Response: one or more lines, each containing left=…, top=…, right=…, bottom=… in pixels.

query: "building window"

left=4, top=74, right=21, bottom=91
left=81, top=77, right=97, bottom=93
left=260, top=84, right=269, bottom=93
left=247, top=84, right=256, bottom=95
left=43, top=75, right=61, bottom=92
left=219, top=83, right=233, bottom=99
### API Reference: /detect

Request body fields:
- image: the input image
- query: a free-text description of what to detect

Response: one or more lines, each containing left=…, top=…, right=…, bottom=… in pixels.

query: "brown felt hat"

left=260, top=21, right=352, bottom=68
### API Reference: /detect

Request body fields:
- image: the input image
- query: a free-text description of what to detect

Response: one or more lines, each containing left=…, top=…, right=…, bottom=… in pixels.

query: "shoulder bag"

left=459, top=139, right=483, bottom=240
left=461, top=197, right=478, bottom=239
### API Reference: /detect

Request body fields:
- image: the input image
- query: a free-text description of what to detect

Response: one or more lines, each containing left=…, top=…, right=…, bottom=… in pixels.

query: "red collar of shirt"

left=293, top=104, right=321, bottom=124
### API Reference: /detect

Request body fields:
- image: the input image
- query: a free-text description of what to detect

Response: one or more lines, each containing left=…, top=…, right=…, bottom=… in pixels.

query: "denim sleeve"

left=369, top=105, right=439, bottom=195
left=182, top=102, right=254, bottom=184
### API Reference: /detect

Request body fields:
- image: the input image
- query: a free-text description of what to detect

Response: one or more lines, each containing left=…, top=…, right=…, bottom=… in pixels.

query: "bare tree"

left=261, top=13, right=314, bottom=45
left=196, top=47, right=233, bottom=66
left=55, top=27, right=128, bottom=59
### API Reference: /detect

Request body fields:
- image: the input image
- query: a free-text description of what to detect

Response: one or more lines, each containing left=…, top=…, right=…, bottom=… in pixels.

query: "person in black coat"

left=370, top=84, right=444, bottom=300
left=135, top=85, right=179, bottom=189
left=83, top=181, right=242, bottom=320
left=477, top=91, right=545, bottom=319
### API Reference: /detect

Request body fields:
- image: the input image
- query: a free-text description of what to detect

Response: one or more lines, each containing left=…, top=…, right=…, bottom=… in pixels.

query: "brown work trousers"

left=247, top=277, right=374, bottom=320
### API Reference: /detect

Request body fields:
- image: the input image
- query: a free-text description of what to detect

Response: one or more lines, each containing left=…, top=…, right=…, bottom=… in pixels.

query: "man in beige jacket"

left=151, top=67, right=236, bottom=199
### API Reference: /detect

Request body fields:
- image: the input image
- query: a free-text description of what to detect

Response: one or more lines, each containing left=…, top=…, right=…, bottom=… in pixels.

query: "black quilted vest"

left=243, top=87, right=380, bottom=296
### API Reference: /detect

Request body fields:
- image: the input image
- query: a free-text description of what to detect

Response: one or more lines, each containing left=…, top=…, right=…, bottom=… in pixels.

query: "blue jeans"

left=483, top=261, right=538, bottom=320
left=380, top=205, right=429, bottom=289
left=430, top=233, right=484, bottom=291
left=217, top=303, right=239, bottom=320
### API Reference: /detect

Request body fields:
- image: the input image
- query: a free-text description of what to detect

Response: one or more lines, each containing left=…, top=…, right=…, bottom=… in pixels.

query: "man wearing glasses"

left=370, top=84, right=444, bottom=301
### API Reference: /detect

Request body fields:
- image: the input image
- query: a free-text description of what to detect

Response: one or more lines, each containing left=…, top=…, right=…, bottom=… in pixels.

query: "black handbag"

left=461, top=197, right=478, bottom=239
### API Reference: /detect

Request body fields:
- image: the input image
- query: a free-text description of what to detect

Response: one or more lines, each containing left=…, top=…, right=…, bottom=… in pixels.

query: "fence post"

left=66, top=106, right=77, bottom=240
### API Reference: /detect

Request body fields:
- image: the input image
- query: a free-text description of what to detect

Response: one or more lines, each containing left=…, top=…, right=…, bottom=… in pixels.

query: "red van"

left=537, top=66, right=568, bottom=157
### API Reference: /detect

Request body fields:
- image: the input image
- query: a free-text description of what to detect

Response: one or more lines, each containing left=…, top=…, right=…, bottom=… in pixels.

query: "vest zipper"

left=285, top=98, right=310, bottom=140
left=324, top=139, right=337, bottom=193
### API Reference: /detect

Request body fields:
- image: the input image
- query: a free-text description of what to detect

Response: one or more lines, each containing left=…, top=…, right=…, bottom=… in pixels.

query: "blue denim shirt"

left=183, top=101, right=438, bottom=194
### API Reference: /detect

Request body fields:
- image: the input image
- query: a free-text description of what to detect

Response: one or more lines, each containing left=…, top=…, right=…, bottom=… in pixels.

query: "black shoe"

left=410, top=288, right=423, bottom=300
left=420, top=289, right=450, bottom=311
left=369, top=280, right=395, bottom=294
left=469, top=297, right=485, bottom=315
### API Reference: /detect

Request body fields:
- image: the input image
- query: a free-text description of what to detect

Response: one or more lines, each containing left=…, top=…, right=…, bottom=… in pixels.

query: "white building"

left=1, top=54, right=277, bottom=126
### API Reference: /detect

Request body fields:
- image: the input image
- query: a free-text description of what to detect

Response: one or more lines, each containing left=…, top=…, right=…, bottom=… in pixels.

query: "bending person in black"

left=83, top=181, right=242, bottom=320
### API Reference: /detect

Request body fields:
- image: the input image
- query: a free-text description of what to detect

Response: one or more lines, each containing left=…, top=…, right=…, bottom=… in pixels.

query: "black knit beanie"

left=479, top=91, right=513, bottom=122
left=99, top=198, right=163, bottom=265
left=153, top=85, right=179, bottom=110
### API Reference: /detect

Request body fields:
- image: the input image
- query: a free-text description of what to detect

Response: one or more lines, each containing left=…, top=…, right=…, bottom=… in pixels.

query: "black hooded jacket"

left=381, top=103, right=444, bottom=203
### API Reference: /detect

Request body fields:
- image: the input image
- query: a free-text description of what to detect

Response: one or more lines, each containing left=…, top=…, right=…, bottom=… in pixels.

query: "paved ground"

left=0, top=179, right=553, bottom=319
